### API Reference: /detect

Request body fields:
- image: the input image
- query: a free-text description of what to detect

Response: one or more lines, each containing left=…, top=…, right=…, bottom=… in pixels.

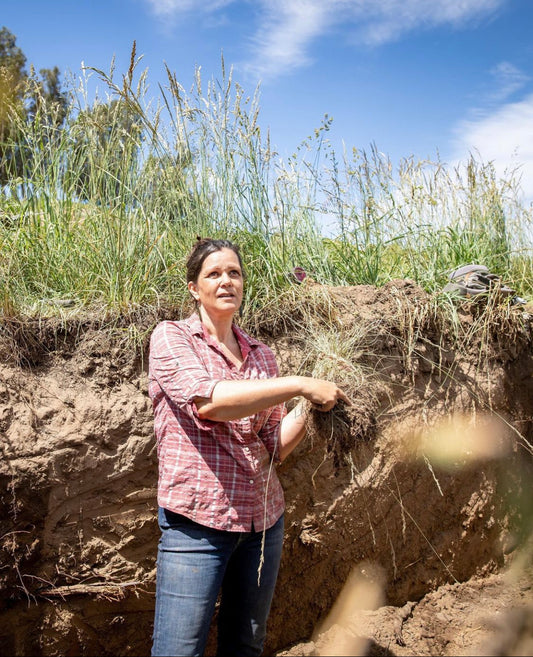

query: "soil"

left=0, top=280, right=532, bottom=656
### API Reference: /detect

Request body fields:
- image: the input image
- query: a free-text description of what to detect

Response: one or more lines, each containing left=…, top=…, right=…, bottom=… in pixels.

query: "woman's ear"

left=188, top=280, right=199, bottom=301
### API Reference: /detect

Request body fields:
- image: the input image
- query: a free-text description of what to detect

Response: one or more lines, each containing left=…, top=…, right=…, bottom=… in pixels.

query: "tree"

left=0, top=26, right=26, bottom=79
left=66, top=98, right=143, bottom=204
left=27, top=65, right=68, bottom=128
left=0, top=27, right=68, bottom=187
left=0, top=26, right=28, bottom=184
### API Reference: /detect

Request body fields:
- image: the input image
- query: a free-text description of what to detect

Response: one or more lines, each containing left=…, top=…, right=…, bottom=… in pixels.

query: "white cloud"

left=342, top=0, right=504, bottom=46
left=487, top=61, right=530, bottom=103
left=245, top=0, right=507, bottom=78
left=144, top=0, right=235, bottom=18
left=450, top=92, right=533, bottom=204
left=243, top=1, right=330, bottom=78
left=142, top=0, right=507, bottom=79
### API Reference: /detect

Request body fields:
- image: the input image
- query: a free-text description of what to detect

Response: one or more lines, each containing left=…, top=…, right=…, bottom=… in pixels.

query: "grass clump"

left=297, top=323, right=382, bottom=474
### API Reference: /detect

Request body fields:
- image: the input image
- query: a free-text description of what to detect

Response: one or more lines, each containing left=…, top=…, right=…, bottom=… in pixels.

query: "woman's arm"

left=278, top=401, right=308, bottom=462
left=194, top=375, right=348, bottom=422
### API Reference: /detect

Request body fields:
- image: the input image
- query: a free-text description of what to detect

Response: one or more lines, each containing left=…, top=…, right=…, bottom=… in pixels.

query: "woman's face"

left=188, top=248, right=244, bottom=320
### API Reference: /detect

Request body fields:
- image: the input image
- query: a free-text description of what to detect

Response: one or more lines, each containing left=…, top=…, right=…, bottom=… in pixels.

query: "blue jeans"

left=151, top=508, right=284, bottom=657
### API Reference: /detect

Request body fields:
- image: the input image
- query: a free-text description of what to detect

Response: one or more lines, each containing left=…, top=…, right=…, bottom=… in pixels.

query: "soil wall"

left=1, top=281, right=532, bottom=656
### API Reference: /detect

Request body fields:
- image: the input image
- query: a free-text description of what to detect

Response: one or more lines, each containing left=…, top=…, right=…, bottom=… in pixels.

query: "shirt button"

left=249, top=479, right=254, bottom=484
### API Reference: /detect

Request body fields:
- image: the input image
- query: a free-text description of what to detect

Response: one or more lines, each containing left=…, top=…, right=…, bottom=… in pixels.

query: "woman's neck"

left=198, top=308, right=243, bottom=367
left=198, top=308, right=235, bottom=345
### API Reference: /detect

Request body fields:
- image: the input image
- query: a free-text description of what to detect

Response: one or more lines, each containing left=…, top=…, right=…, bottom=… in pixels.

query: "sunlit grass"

left=0, top=50, right=531, bottom=319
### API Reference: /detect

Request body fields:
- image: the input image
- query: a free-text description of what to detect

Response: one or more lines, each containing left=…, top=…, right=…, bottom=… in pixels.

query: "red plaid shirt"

left=148, top=314, right=286, bottom=531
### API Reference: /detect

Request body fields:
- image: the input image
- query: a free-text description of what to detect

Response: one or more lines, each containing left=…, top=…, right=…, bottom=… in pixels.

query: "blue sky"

left=3, top=0, right=533, bottom=201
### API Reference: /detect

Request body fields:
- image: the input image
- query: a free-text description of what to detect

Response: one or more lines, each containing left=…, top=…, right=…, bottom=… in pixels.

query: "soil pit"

left=1, top=281, right=532, bottom=656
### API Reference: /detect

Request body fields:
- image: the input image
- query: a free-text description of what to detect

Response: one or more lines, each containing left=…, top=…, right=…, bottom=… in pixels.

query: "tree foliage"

left=0, top=26, right=68, bottom=186
left=0, top=26, right=147, bottom=205
left=0, top=26, right=28, bottom=183
left=66, top=98, right=143, bottom=203
left=27, top=65, right=68, bottom=127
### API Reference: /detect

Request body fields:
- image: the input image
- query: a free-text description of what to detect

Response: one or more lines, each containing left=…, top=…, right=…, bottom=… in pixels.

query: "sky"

left=2, top=0, right=533, bottom=203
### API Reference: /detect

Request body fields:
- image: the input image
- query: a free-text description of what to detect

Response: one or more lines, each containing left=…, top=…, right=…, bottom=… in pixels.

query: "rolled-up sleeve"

left=149, top=321, right=220, bottom=426
left=258, top=402, right=286, bottom=462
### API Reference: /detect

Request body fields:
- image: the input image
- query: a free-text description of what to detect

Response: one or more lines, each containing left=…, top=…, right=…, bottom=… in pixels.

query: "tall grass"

left=0, top=51, right=532, bottom=318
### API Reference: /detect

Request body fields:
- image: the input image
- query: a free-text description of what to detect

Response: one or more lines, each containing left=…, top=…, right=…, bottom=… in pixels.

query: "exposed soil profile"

left=1, top=280, right=532, bottom=656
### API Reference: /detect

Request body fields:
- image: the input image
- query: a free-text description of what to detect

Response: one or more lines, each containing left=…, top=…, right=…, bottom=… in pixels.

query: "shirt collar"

left=186, top=313, right=261, bottom=351
left=187, top=313, right=205, bottom=337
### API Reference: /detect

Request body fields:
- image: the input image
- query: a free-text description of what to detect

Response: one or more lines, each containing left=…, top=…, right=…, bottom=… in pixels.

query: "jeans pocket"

left=159, top=506, right=196, bottom=531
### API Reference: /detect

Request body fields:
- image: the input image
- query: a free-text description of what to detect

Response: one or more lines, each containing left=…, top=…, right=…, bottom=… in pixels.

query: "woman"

left=149, top=238, right=348, bottom=657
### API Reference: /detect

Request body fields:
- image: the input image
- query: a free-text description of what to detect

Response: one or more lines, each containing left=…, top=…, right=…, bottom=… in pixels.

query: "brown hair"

left=186, top=237, right=244, bottom=284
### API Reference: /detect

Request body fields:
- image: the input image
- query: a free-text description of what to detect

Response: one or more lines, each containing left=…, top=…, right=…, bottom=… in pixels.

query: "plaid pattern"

left=148, top=314, right=286, bottom=531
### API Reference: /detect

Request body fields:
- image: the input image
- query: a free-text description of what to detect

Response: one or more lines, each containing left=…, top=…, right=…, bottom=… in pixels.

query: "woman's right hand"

left=299, top=376, right=350, bottom=412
